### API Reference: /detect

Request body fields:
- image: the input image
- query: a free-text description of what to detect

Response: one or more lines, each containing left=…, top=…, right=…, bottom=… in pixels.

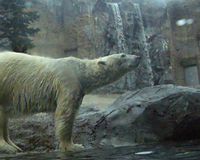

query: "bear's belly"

left=5, top=100, right=57, bottom=115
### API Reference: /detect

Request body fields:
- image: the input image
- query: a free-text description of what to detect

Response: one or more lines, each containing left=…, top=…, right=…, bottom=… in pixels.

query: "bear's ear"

left=98, top=61, right=106, bottom=66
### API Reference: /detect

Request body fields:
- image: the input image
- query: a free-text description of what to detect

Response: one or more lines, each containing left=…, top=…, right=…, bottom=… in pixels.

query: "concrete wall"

left=167, top=0, right=200, bottom=86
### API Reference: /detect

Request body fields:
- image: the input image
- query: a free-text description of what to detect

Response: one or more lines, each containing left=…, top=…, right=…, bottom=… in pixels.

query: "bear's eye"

left=121, top=54, right=126, bottom=58
left=98, top=61, right=106, bottom=66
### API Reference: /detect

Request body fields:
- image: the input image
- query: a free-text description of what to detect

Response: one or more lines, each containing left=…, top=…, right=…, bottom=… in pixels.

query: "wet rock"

left=98, top=85, right=200, bottom=145
left=9, top=85, right=200, bottom=151
left=9, top=105, right=101, bottom=152
left=9, top=113, right=58, bottom=152
left=159, top=70, right=175, bottom=85
left=75, top=85, right=200, bottom=147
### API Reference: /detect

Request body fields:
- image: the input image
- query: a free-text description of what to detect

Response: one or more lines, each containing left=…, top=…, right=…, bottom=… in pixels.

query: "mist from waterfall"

left=108, top=3, right=126, bottom=54
left=133, top=3, right=154, bottom=88
left=105, top=2, right=154, bottom=89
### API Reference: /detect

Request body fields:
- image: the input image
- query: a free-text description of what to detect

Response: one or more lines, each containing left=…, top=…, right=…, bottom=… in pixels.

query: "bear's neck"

left=79, top=60, right=123, bottom=94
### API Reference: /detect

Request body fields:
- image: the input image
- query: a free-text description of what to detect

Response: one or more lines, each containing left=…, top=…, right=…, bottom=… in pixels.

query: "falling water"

left=133, top=4, right=154, bottom=88
left=108, top=3, right=126, bottom=53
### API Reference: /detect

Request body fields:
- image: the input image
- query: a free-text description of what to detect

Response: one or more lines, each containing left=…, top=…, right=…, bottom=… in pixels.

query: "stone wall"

left=167, top=0, right=200, bottom=86
left=27, top=0, right=200, bottom=91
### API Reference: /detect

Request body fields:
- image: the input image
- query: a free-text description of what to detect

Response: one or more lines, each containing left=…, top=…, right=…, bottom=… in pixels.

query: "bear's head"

left=97, top=53, right=141, bottom=73
left=81, top=53, right=141, bottom=93
left=95, top=53, right=141, bottom=85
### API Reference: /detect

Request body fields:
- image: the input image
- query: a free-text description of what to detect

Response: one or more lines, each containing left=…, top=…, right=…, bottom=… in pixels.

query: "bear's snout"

left=128, top=55, right=141, bottom=69
left=136, top=56, right=141, bottom=61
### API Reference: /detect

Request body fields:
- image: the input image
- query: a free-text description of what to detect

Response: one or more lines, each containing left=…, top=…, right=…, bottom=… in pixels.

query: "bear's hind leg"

left=0, top=110, right=18, bottom=153
left=3, top=116, right=22, bottom=152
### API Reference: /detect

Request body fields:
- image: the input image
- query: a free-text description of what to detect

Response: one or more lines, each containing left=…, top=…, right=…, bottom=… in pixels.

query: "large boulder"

left=75, top=85, right=200, bottom=147
left=9, top=85, right=200, bottom=151
left=107, top=85, right=200, bottom=141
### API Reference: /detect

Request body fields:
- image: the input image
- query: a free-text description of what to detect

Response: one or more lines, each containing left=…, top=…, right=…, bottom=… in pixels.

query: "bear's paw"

left=0, top=139, right=18, bottom=154
left=60, top=143, right=84, bottom=152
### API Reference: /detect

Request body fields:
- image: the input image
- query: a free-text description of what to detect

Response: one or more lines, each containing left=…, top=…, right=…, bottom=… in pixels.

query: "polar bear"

left=0, top=52, right=141, bottom=153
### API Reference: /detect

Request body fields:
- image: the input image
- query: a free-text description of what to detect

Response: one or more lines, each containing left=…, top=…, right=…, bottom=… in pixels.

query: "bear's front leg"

left=59, top=141, right=84, bottom=152
left=55, top=91, right=84, bottom=152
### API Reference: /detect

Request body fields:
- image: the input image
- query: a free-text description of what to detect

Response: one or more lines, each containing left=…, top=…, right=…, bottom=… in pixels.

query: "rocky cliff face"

left=30, top=0, right=174, bottom=92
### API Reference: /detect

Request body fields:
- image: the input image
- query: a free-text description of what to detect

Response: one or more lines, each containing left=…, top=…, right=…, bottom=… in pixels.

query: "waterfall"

left=108, top=3, right=126, bottom=54
left=133, top=4, right=154, bottom=88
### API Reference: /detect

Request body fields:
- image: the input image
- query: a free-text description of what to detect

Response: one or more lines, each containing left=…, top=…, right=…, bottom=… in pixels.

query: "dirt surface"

left=82, top=94, right=120, bottom=110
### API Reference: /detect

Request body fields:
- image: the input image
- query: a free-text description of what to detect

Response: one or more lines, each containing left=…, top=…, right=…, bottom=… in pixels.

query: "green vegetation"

left=0, top=0, right=40, bottom=53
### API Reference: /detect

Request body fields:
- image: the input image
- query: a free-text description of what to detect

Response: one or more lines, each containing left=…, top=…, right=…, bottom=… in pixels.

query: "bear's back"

left=0, top=52, right=51, bottom=65
left=0, top=52, right=58, bottom=113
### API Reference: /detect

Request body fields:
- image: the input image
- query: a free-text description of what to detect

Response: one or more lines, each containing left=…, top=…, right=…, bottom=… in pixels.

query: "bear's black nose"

left=136, top=56, right=141, bottom=61
left=135, top=56, right=141, bottom=66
